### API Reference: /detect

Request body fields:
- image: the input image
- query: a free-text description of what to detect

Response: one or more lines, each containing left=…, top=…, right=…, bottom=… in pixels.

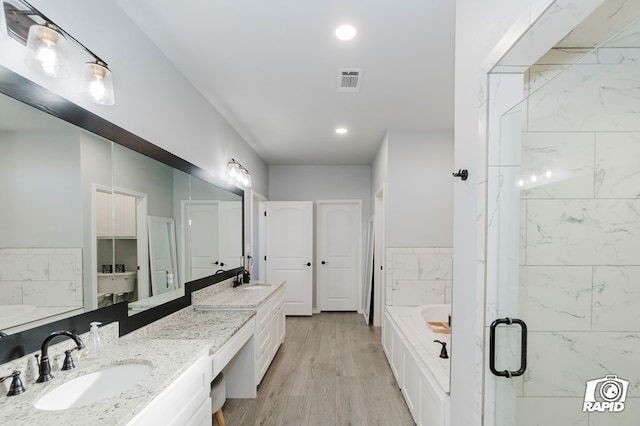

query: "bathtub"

left=384, top=304, right=451, bottom=425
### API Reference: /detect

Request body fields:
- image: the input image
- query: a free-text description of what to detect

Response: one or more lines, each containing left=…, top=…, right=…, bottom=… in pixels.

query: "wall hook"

left=452, top=169, right=468, bottom=181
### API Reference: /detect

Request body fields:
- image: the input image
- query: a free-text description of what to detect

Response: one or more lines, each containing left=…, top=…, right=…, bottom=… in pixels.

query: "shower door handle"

left=489, top=317, right=527, bottom=378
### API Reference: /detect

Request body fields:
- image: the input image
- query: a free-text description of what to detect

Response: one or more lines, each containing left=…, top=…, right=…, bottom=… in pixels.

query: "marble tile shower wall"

left=385, top=248, right=453, bottom=306
left=0, top=248, right=83, bottom=307
left=516, top=45, right=640, bottom=422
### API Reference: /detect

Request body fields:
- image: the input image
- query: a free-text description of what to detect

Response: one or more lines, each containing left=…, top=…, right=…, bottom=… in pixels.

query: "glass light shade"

left=82, top=62, right=115, bottom=105
left=25, top=25, right=70, bottom=78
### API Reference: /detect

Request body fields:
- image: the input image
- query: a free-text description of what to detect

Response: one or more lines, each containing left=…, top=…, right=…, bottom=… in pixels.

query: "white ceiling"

left=116, top=0, right=455, bottom=165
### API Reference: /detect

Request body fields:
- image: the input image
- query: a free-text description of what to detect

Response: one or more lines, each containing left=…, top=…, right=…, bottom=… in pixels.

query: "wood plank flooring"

left=221, top=312, right=414, bottom=426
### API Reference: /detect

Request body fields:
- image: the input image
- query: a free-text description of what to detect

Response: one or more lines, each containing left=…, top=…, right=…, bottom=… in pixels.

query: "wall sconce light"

left=2, top=0, right=115, bottom=105
left=227, top=159, right=252, bottom=188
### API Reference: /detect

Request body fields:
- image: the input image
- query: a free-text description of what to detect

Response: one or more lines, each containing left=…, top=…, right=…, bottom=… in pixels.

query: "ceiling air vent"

left=338, top=68, right=363, bottom=92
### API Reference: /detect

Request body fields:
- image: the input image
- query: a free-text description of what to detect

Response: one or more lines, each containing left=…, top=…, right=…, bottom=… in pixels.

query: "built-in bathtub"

left=383, top=304, right=451, bottom=425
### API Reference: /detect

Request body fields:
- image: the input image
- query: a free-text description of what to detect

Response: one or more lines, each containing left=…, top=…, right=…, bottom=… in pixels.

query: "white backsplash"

left=0, top=248, right=83, bottom=307
left=385, top=248, right=453, bottom=306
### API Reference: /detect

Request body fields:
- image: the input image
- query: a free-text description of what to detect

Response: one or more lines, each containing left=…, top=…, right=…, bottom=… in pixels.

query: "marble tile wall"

left=0, top=248, right=83, bottom=307
left=512, top=44, right=640, bottom=422
left=385, top=248, right=453, bottom=306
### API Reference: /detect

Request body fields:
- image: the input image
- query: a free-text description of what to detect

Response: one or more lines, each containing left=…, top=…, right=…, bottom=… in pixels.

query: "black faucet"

left=0, top=371, right=26, bottom=396
left=36, top=331, right=85, bottom=383
left=233, top=270, right=243, bottom=287
left=434, top=340, right=449, bottom=359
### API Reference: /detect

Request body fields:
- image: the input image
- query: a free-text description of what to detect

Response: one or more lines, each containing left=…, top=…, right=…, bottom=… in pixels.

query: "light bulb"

left=335, top=25, right=356, bottom=41
left=82, top=62, right=115, bottom=105
left=25, top=25, right=70, bottom=79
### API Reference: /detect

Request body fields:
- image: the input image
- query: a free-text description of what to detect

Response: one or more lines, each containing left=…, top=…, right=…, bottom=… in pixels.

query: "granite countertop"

left=0, top=309, right=255, bottom=425
left=192, top=281, right=285, bottom=310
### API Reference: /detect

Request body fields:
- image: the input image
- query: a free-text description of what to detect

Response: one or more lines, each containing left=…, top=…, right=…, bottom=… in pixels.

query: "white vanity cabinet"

left=128, top=353, right=212, bottom=426
left=256, top=286, right=285, bottom=385
left=96, top=191, right=137, bottom=238
left=383, top=310, right=448, bottom=426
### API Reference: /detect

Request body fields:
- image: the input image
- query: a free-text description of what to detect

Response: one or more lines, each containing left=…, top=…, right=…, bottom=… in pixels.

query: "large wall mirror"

left=0, top=68, right=243, bottom=337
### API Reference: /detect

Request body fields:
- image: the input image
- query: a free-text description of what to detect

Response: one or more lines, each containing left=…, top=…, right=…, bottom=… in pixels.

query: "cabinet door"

left=114, top=193, right=137, bottom=237
left=96, top=190, right=113, bottom=238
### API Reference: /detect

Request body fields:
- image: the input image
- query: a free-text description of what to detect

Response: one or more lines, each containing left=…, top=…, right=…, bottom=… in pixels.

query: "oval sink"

left=241, top=284, right=271, bottom=290
left=34, top=363, right=152, bottom=411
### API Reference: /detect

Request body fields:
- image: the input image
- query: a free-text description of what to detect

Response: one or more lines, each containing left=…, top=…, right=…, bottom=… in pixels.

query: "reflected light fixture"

left=3, top=0, right=115, bottom=105
left=335, top=127, right=348, bottom=134
left=227, top=159, right=252, bottom=188
left=335, top=24, right=356, bottom=41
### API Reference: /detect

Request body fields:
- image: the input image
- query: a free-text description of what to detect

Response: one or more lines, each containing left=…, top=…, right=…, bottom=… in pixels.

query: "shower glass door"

left=489, top=16, right=640, bottom=425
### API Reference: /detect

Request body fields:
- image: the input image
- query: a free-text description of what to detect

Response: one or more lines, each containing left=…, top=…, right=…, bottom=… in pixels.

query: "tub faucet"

left=36, top=331, right=84, bottom=383
left=434, top=340, right=449, bottom=359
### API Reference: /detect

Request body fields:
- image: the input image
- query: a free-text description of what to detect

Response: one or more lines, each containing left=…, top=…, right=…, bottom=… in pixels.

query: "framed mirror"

left=0, top=64, right=244, bottom=338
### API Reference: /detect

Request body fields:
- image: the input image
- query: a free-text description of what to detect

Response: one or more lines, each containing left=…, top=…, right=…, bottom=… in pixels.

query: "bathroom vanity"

left=0, top=280, right=285, bottom=425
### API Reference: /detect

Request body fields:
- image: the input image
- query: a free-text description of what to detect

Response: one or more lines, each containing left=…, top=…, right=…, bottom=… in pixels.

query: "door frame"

left=315, top=199, right=363, bottom=312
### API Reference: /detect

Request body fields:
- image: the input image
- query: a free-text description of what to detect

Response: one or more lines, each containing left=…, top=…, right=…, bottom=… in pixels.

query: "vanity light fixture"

left=227, top=159, right=252, bottom=188
left=335, top=127, right=348, bottom=134
left=3, top=0, right=115, bottom=105
left=335, top=24, right=356, bottom=41
left=25, top=23, right=70, bottom=78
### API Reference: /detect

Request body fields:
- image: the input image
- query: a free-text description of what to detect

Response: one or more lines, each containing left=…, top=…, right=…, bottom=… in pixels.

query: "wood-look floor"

left=221, top=312, right=414, bottom=426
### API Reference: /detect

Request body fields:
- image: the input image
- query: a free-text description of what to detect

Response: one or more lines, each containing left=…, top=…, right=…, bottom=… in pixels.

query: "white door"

left=317, top=201, right=362, bottom=311
left=265, top=201, right=313, bottom=316
left=218, top=201, right=243, bottom=269
left=186, top=202, right=219, bottom=280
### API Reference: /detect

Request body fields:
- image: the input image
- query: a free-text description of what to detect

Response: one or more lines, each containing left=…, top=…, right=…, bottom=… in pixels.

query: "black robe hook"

left=452, top=169, right=468, bottom=181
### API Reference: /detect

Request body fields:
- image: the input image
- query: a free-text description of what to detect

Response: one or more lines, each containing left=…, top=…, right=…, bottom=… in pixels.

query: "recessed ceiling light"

left=335, top=128, right=348, bottom=134
left=335, top=25, right=356, bottom=41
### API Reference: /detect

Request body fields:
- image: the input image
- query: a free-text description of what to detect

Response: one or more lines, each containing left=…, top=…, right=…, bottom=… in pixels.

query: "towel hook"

left=452, top=169, right=468, bottom=181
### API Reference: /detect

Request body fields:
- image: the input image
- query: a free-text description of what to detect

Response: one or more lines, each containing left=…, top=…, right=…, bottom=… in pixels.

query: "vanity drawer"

left=256, top=293, right=277, bottom=332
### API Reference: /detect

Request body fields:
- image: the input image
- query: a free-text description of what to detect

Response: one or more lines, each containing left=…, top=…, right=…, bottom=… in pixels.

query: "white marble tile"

left=418, top=253, right=452, bottom=280
left=391, top=280, right=444, bottom=306
left=22, top=281, right=81, bottom=307
left=595, top=132, right=640, bottom=199
left=556, top=0, right=640, bottom=49
left=589, top=398, right=640, bottom=426
left=519, top=266, right=592, bottom=331
left=526, top=200, right=640, bottom=266
left=390, top=253, right=420, bottom=280
left=593, top=266, right=640, bottom=332
left=486, top=166, right=522, bottom=323
left=527, top=64, right=569, bottom=94
left=524, top=332, right=640, bottom=398
left=604, top=13, right=640, bottom=48
left=48, top=252, right=82, bottom=280
left=520, top=132, right=595, bottom=199
left=536, top=48, right=597, bottom=65
left=444, top=281, right=452, bottom=304
left=0, top=282, right=23, bottom=304
left=0, top=254, right=49, bottom=281
left=516, top=397, right=588, bottom=426
left=598, top=47, right=640, bottom=64
left=528, top=64, right=640, bottom=132
left=488, top=74, right=525, bottom=167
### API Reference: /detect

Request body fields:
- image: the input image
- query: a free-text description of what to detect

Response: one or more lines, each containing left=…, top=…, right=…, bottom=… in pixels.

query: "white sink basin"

left=241, top=284, right=272, bottom=290
left=34, top=363, right=152, bottom=411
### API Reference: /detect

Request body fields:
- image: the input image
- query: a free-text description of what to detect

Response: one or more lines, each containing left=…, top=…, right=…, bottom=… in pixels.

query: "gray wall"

left=0, top=129, right=83, bottom=247
left=386, top=131, right=454, bottom=247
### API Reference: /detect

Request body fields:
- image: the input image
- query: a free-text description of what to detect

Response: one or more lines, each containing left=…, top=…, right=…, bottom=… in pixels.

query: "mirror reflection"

left=0, top=91, right=243, bottom=332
